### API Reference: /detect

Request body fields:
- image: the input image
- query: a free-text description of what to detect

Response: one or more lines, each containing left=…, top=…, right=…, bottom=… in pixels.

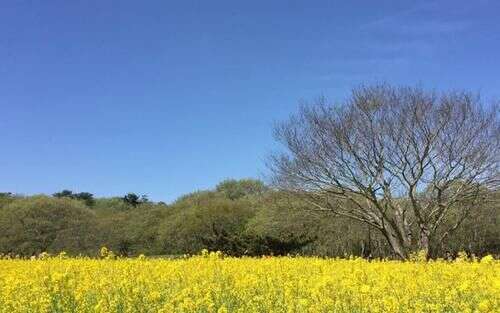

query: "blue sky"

left=1, top=1, right=499, bottom=202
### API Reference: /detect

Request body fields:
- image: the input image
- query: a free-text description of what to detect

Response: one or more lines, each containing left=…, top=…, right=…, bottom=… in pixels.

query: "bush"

left=0, top=196, right=99, bottom=255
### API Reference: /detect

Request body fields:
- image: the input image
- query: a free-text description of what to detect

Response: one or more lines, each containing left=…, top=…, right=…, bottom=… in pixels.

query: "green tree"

left=216, top=179, right=268, bottom=200
left=0, top=192, right=15, bottom=210
left=247, top=192, right=390, bottom=257
left=122, top=193, right=149, bottom=207
left=158, top=191, right=255, bottom=255
left=53, top=190, right=95, bottom=206
left=96, top=202, right=168, bottom=256
left=53, top=190, right=74, bottom=198
left=0, top=196, right=99, bottom=255
left=73, top=192, right=95, bottom=206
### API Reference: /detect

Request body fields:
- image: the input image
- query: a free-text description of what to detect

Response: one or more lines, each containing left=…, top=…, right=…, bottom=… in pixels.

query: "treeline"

left=0, top=179, right=498, bottom=258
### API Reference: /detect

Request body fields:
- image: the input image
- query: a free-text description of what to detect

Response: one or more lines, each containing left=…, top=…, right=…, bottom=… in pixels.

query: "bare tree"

left=270, top=84, right=499, bottom=259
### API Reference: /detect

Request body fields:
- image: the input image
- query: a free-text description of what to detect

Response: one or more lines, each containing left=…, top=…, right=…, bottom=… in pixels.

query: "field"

left=0, top=253, right=498, bottom=313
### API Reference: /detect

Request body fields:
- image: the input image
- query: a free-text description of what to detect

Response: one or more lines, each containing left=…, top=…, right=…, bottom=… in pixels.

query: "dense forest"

left=0, top=178, right=498, bottom=259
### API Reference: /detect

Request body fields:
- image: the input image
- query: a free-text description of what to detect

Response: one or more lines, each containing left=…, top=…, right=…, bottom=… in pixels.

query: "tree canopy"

left=0, top=178, right=497, bottom=259
left=270, top=84, right=499, bottom=258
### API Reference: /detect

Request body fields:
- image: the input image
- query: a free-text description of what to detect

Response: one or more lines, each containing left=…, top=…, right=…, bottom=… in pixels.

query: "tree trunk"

left=380, top=226, right=408, bottom=259
left=419, top=226, right=431, bottom=259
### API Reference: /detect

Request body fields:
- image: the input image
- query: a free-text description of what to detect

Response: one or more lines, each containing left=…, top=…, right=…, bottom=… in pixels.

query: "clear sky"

left=1, top=1, right=499, bottom=202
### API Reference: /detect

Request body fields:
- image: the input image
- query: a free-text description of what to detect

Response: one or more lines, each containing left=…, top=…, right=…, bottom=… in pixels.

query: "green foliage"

left=0, top=196, right=98, bottom=255
left=96, top=203, right=168, bottom=256
left=158, top=191, right=255, bottom=255
left=0, top=179, right=497, bottom=258
left=53, top=190, right=73, bottom=198
left=93, top=197, right=131, bottom=212
left=158, top=188, right=313, bottom=256
left=53, top=190, right=95, bottom=206
left=74, top=192, right=95, bottom=206
left=122, top=193, right=149, bottom=207
left=216, top=178, right=268, bottom=200
left=0, top=192, right=16, bottom=210
left=434, top=191, right=500, bottom=257
left=122, top=193, right=140, bottom=206
left=246, top=192, right=391, bottom=257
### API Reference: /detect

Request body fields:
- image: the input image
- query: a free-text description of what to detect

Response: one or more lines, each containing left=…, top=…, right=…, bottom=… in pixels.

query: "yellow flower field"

left=0, top=253, right=498, bottom=313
